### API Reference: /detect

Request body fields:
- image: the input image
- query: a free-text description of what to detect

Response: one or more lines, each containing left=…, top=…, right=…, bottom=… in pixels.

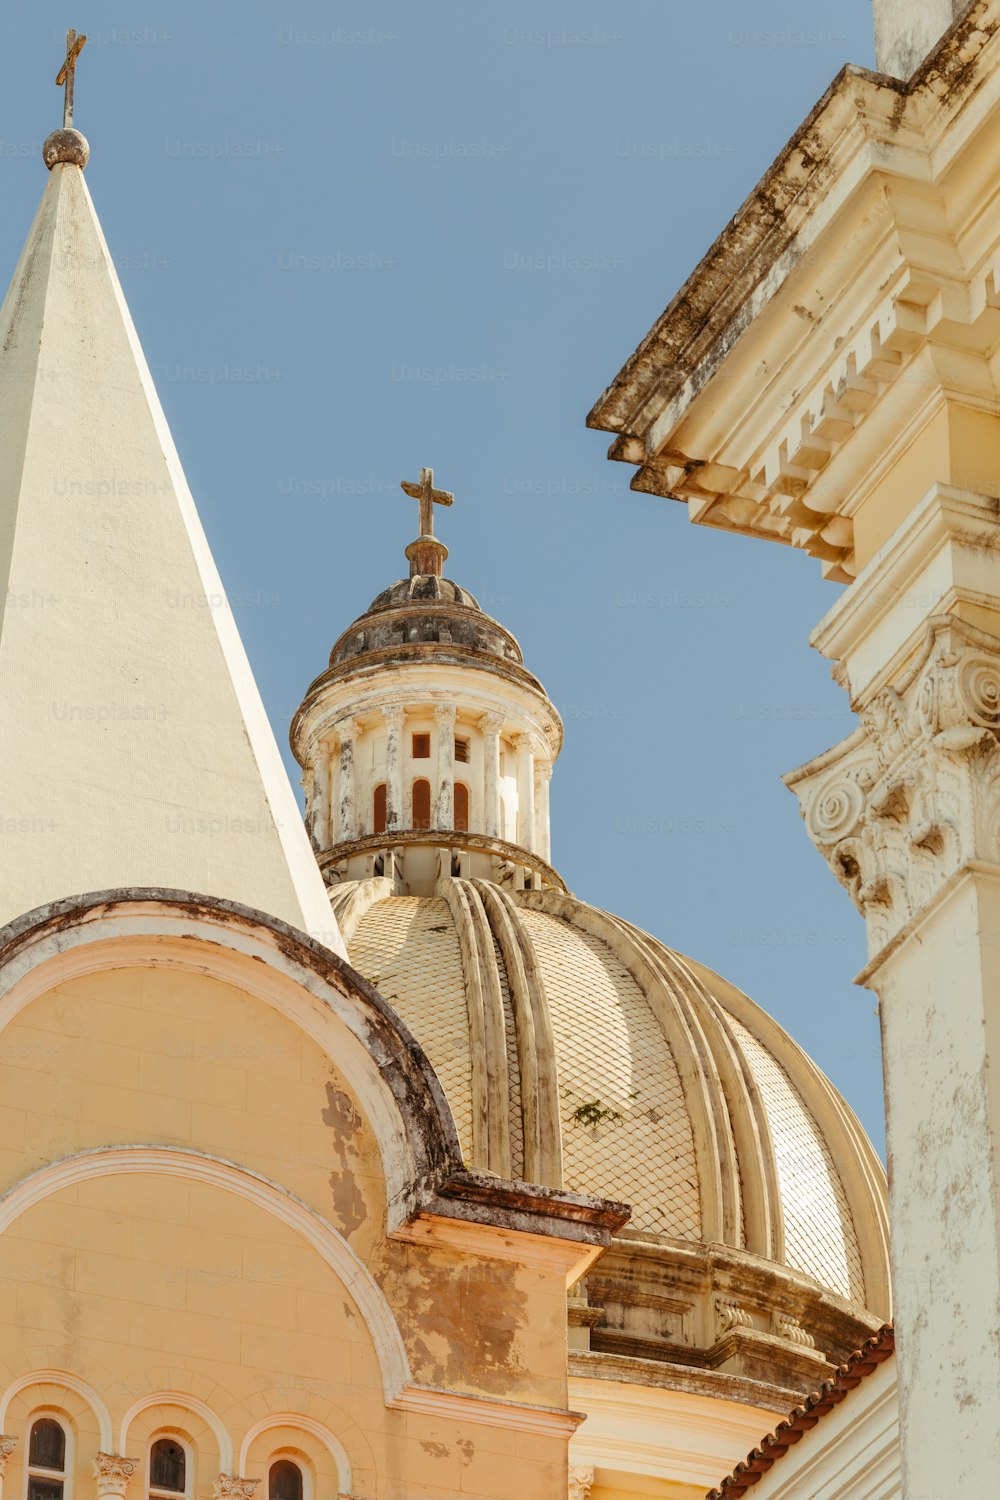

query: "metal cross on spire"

left=55, top=29, right=87, bottom=129
left=400, top=467, right=454, bottom=538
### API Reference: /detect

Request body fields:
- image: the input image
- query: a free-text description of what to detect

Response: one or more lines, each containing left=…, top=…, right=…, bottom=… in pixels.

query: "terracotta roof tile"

left=706, top=1324, right=895, bottom=1499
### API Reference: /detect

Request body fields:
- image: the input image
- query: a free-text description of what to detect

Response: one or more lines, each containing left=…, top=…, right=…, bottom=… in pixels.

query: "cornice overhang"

left=588, top=0, right=1000, bottom=581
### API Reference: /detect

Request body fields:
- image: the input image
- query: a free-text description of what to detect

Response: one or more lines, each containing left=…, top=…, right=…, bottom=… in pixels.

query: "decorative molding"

left=390, top=1384, right=584, bottom=1437
left=788, top=615, right=1000, bottom=958
left=93, top=1454, right=138, bottom=1500
left=0, top=1372, right=113, bottom=1451
left=212, top=1477, right=259, bottom=1500
left=568, top=1468, right=594, bottom=1500
left=318, top=828, right=567, bottom=892
left=237, top=1415, right=351, bottom=1492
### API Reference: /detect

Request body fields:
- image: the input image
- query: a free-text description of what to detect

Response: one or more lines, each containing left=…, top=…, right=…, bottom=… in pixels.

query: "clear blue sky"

left=0, top=0, right=888, bottom=1151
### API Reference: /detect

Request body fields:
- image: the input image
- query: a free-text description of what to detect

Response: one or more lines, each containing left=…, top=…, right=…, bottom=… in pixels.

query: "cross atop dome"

left=400, top=466, right=454, bottom=539
left=400, top=465, right=453, bottom=578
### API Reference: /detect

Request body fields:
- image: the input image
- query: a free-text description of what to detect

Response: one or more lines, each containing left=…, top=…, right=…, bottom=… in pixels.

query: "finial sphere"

left=42, top=128, right=90, bottom=169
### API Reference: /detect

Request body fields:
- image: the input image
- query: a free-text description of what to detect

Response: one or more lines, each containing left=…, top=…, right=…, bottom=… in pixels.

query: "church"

left=0, top=4, right=995, bottom=1497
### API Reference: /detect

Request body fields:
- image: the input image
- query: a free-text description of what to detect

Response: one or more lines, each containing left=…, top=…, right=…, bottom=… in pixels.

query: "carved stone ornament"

left=0, top=1437, right=17, bottom=1477
left=788, top=617, right=1000, bottom=958
left=773, top=1311, right=817, bottom=1348
left=93, top=1454, right=138, bottom=1500
left=212, top=1477, right=261, bottom=1500
left=568, top=1469, right=595, bottom=1500
left=714, top=1295, right=753, bottom=1336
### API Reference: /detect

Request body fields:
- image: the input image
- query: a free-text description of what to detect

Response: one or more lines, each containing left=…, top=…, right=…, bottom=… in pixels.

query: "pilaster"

left=786, top=485, right=1000, bottom=1492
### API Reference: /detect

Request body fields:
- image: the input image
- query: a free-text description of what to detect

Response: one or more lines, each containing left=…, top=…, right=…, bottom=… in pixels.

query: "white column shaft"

left=515, top=737, right=536, bottom=853
left=337, top=724, right=357, bottom=843
left=384, top=708, right=404, bottom=831
left=479, top=715, right=503, bottom=839
left=311, top=742, right=331, bottom=848
left=534, top=761, right=552, bottom=863
left=435, top=706, right=456, bottom=829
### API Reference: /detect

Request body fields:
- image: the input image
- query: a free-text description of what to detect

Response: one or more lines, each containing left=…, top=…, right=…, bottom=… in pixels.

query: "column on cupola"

left=309, top=737, right=333, bottom=849
left=534, top=756, right=552, bottom=864
left=514, top=734, right=537, bottom=853
left=336, top=718, right=358, bottom=844
left=479, top=713, right=504, bottom=838
left=383, top=704, right=405, bottom=830
left=434, top=703, right=456, bottom=829
left=785, top=486, right=1000, bottom=1499
left=93, top=1455, right=138, bottom=1500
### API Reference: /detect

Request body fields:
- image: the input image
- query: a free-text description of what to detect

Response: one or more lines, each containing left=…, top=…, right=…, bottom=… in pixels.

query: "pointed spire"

left=0, top=130, right=342, bottom=950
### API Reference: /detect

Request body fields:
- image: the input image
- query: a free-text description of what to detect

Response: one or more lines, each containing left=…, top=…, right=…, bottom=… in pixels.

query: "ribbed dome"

left=332, top=876, right=891, bottom=1379
left=328, top=572, right=526, bottom=672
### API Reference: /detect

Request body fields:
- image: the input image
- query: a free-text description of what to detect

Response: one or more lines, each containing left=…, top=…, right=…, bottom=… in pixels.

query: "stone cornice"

left=587, top=2, right=1000, bottom=582
left=319, top=829, right=568, bottom=890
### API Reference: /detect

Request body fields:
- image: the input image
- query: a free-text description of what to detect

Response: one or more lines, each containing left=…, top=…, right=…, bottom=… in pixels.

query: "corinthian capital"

left=213, top=1478, right=261, bottom=1500
left=568, top=1469, right=594, bottom=1500
left=94, top=1455, right=138, bottom=1500
left=0, top=1437, right=17, bottom=1477
left=786, top=616, right=1000, bottom=959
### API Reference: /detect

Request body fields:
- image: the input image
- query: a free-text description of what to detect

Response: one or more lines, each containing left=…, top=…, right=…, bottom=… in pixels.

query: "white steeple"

left=0, top=118, right=342, bottom=951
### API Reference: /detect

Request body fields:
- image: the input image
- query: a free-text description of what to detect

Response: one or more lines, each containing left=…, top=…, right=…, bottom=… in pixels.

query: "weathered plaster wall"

left=0, top=932, right=580, bottom=1499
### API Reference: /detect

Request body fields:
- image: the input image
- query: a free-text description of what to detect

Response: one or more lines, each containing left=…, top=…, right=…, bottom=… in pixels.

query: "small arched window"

left=149, top=1439, right=186, bottom=1500
left=27, top=1418, right=67, bottom=1500
left=268, top=1462, right=303, bottom=1500
left=454, top=782, right=469, bottom=833
left=412, top=778, right=431, bottom=831
left=373, top=782, right=387, bottom=835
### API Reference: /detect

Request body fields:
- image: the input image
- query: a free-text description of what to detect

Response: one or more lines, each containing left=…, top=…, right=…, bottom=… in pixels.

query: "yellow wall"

left=0, top=957, right=572, bottom=1499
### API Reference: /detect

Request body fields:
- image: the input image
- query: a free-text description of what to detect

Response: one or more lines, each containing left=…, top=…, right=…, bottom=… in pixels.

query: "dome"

left=332, top=874, right=891, bottom=1395
left=327, top=570, right=531, bottom=678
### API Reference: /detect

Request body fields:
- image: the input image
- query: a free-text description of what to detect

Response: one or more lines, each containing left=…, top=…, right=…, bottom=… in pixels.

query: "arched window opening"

left=27, top=1418, right=67, bottom=1500
left=454, top=782, right=470, bottom=832
left=149, top=1439, right=186, bottom=1500
left=373, top=782, right=387, bottom=835
left=412, top=778, right=431, bottom=830
left=268, top=1462, right=303, bottom=1500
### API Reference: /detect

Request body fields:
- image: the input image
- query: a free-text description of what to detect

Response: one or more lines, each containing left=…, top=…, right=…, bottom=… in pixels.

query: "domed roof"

left=332, top=877, right=890, bottom=1332
left=328, top=570, right=526, bottom=672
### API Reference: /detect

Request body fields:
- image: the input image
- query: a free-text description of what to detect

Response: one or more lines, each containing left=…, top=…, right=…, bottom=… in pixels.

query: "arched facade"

left=0, top=891, right=620, bottom=1500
